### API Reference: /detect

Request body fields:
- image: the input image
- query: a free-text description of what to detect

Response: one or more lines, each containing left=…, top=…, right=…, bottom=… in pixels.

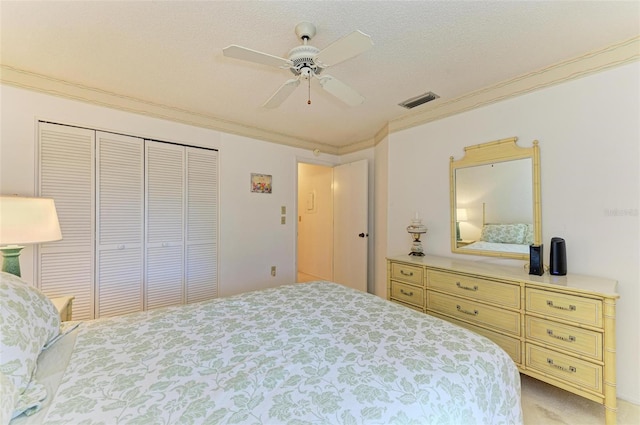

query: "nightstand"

left=50, top=296, right=75, bottom=322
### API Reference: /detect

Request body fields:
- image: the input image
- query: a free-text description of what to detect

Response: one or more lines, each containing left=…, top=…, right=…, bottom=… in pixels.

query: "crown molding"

left=2, top=36, right=637, bottom=155
left=336, top=123, right=389, bottom=155
left=0, top=64, right=341, bottom=155
left=337, top=137, right=375, bottom=155
left=386, top=36, right=640, bottom=137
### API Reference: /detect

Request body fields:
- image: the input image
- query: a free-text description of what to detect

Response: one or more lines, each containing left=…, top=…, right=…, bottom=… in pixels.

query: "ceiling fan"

left=223, top=22, right=373, bottom=108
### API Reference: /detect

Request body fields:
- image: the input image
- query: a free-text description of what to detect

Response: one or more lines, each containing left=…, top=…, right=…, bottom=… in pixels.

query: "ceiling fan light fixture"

left=223, top=22, right=373, bottom=108
left=399, top=91, right=440, bottom=109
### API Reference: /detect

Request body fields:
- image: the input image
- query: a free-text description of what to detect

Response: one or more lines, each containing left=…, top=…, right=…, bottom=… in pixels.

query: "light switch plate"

left=281, top=206, right=286, bottom=214
left=281, top=216, right=286, bottom=225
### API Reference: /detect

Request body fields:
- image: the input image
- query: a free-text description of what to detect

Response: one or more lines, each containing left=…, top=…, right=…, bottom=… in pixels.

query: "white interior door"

left=145, top=141, right=185, bottom=309
left=95, top=132, right=144, bottom=318
left=333, top=159, right=368, bottom=292
left=38, top=122, right=96, bottom=320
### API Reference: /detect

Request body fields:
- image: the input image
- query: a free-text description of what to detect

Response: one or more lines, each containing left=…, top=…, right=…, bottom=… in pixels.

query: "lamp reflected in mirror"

left=455, top=208, right=468, bottom=241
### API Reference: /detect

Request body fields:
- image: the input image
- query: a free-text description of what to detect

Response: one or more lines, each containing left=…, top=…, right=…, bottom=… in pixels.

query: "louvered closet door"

left=145, top=141, right=185, bottom=309
left=185, top=147, right=218, bottom=303
left=38, top=122, right=95, bottom=320
left=95, top=132, right=144, bottom=318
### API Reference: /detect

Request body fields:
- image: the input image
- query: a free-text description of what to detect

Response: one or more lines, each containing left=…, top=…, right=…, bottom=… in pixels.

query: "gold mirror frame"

left=450, top=137, right=541, bottom=260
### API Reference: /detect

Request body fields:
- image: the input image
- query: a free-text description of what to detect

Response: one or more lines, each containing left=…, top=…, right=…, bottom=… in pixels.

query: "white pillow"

left=0, top=272, right=60, bottom=399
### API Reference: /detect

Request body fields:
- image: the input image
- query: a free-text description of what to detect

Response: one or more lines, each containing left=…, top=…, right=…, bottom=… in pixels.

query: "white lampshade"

left=456, top=208, right=468, bottom=222
left=0, top=196, right=62, bottom=245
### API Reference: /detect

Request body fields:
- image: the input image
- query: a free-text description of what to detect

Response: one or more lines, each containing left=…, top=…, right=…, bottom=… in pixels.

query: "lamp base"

left=0, top=245, right=24, bottom=277
left=409, top=238, right=425, bottom=256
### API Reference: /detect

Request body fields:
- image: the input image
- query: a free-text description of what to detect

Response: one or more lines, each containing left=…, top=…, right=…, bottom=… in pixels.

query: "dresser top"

left=388, top=254, right=618, bottom=298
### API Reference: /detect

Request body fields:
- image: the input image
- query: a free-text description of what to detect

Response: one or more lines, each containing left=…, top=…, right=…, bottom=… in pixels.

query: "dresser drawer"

left=427, top=292, right=520, bottom=336
left=390, top=281, right=425, bottom=308
left=526, top=344, right=602, bottom=393
left=526, top=316, right=602, bottom=360
left=428, top=270, right=520, bottom=308
left=390, top=262, right=423, bottom=286
left=430, top=311, right=522, bottom=364
left=526, top=289, right=602, bottom=328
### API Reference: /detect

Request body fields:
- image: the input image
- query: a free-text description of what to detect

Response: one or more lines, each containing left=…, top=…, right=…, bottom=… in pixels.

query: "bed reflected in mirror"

left=450, top=137, right=541, bottom=260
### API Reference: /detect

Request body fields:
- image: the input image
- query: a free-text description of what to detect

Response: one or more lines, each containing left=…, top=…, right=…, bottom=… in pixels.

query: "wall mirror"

left=450, top=137, right=541, bottom=260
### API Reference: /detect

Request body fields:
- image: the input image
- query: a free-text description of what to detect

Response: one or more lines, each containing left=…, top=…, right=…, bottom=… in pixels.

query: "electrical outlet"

left=281, top=216, right=286, bottom=225
left=271, top=266, right=276, bottom=277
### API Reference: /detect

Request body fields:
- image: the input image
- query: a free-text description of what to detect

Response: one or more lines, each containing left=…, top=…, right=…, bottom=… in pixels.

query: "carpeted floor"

left=521, top=374, right=639, bottom=424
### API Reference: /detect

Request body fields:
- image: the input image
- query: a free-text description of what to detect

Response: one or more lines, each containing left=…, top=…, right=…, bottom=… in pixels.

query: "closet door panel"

left=146, top=245, right=183, bottom=309
left=96, top=249, right=144, bottom=317
left=185, top=148, right=218, bottom=303
left=186, top=244, right=217, bottom=303
left=146, top=141, right=185, bottom=308
left=95, top=132, right=144, bottom=318
left=38, top=123, right=95, bottom=320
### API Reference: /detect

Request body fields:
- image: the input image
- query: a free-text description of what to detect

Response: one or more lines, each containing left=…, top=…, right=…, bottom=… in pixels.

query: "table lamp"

left=407, top=214, right=427, bottom=256
left=0, top=196, right=62, bottom=277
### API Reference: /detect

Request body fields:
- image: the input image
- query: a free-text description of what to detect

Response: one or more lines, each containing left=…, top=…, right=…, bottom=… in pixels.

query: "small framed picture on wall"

left=251, top=173, right=272, bottom=193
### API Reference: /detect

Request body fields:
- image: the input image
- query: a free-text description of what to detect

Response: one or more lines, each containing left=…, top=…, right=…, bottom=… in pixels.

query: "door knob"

left=358, top=233, right=368, bottom=238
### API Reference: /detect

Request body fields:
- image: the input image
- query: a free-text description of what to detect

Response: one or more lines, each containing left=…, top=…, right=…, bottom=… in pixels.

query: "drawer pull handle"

left=456, top=282, right=478, bottom=291
left=400, top=270, right=414, bottom=277
left=546, top=329, right=576, bottom=342
left=546, top=300, right=576, bottom=311
left=546, top=358, right=576, bottom=374
left=400, top=289, right=414, bottom=297
left=456, top=305, right=479, bottom=316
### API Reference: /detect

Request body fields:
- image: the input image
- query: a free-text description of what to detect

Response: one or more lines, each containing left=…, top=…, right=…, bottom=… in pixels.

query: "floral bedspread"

left=42, top=282, right=522, bottom=424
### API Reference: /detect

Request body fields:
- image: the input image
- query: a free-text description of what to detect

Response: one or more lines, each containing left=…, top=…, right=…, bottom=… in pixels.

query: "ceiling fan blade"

left=223, top=45, right=292, bottom=68
left=318, top=75, right=364, bottom=106
left=314, top=31, right=373, bottom=67
left=263, top=78, right=301, bottom=108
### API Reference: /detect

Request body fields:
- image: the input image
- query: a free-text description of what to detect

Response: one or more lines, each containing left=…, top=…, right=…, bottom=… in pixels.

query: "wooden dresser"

left=387, top=254, right=619, bottom=425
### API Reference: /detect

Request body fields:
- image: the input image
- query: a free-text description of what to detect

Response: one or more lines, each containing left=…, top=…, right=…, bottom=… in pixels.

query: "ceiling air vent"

left=398, top=91, right=440, bottom=109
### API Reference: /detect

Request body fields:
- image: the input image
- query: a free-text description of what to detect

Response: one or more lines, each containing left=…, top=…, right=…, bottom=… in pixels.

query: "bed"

left=462, top=223, right=533, bottom=254
left=1, top=271, right=522, bottom=424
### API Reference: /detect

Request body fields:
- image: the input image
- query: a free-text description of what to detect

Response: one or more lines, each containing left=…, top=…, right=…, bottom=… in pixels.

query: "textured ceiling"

left=1, top=1, right=639, bottom=150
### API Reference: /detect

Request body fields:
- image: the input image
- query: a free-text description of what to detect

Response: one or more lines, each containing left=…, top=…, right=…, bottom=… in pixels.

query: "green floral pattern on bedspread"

left=43, top=282, right=522, bottom=424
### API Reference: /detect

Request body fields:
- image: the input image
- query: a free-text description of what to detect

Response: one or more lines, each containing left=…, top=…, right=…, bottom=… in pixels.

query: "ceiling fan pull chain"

left=307, top=76, right=311, bottom=105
